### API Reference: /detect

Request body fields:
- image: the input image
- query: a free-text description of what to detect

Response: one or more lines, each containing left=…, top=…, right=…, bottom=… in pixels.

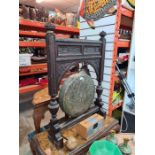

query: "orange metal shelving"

left=19, top=19, right=79, bottom=34
left=19, top=19, right=79, bottom=94
left=108, top=1, right=134, bottom=116
left=120, top=6, right=134, bottom=18
left=19, top=84, right=47, bottom=94
left=19, top=63, right=48, bottom=94
left=19, top=30, right=45, bottom=38
left=114, top=74, right=119, bottom=82
left=19, top=63, right=47, bottom=76
left=20, top=70, right=47, bottom=76
left=19, top=30, right=72, bottom=38
left=19, top=41, right=46, bottom=47
left=118, top=39, right=130, bottom=48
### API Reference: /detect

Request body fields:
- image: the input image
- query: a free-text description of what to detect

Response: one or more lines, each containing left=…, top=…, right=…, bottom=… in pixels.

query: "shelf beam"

left=19, top=84, right=47, bottom=94
left=19, top=30, right=72, bottom=38
left=19, top=30, right=45, bottom=38
left=117, top=40, right=130, bottom=48
left=120, top=6, right=134, bottom=18
left=20, top=70, right=47, bottom=76
left=19, top=41, right=46, bottom=47
left=19, top=19, right=79, bottom=34
left=19, top=63, right=47, bottom=76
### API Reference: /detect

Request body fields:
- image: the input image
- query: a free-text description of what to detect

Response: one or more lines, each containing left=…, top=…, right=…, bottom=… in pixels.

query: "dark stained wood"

left=45, top=23, right=107, bottom=148
left=59, top=106, right=99, bottom=130
left=29, top=116, right=120, bottom=155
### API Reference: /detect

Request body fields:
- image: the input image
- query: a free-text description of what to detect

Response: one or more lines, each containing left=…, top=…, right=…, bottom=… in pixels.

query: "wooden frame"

left=45, top=23, right=107, bottom=148
left=29, top=118, right=120, bottom=155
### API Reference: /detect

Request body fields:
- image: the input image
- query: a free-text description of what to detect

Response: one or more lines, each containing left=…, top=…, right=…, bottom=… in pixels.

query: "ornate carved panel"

left=56, top=62, right=75, bottom=87
left=86, top=59, right=100, bottom=78
left=84, top=46, right=100, bottom=55
left=57, top=45, right=82, bottom=56
left=56, top=59, right=100, bottom=88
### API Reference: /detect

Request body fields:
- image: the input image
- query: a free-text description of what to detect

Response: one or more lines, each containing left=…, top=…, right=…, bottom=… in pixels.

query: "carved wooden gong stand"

left=45, top=23, right=107, bottom=148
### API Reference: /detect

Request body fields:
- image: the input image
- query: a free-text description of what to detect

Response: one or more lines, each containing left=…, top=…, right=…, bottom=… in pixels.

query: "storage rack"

left=108, top=0, right=134, bottom=116
left=19, top=19, right=79, bottom=94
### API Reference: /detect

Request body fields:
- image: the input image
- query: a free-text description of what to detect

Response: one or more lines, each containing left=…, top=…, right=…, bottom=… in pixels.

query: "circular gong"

left=59, top=71, right=95, bottom=117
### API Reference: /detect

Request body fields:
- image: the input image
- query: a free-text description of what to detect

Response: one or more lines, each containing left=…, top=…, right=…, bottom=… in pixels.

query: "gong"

left=59, top=71, right=95, bottom=117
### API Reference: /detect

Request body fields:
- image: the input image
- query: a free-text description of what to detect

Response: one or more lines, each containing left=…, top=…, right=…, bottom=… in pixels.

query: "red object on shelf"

left=19, top=76, right=48, bottom=94
left=38, top=78, right=48, bottom=86
left=19, top=77, right=38, bottom=87
left=118, top=55, right=129, bottom=63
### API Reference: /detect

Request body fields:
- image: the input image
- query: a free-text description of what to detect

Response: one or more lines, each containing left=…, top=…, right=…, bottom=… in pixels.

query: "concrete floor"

left=19, top=91, right=51, bottom=155
left=19, top=91, right=65, bottom=155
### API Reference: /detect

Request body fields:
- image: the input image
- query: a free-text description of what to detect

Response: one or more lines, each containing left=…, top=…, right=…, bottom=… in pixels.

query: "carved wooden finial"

left=45, top=22, right=55, bottom=31
left=99, top=31, right=106, bottom=38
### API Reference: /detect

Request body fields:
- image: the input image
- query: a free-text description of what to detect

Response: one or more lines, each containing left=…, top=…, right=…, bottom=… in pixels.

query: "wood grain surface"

left=30, top=116, right=120, bottom=155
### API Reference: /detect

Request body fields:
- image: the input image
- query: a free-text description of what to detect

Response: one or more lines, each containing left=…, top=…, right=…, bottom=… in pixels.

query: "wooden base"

left=29, top=116, right=120, bottom=155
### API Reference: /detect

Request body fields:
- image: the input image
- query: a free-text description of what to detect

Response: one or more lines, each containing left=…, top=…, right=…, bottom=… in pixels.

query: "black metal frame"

left=45, top=23, right=107, bottom=148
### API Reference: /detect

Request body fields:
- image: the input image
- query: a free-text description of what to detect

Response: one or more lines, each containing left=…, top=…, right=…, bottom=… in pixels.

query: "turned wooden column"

left=48, top=97, right=63, bottom=148
left=45, top=23, right=63, bottom=148
left=95, top=31, right=107, bottom=118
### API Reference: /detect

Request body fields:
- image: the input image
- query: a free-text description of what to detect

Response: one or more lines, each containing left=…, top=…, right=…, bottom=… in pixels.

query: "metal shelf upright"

left=108, top=0, right=134, bottom=116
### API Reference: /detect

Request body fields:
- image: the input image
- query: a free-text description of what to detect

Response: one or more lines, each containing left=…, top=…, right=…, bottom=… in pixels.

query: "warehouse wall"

left=80, top=14, right=116, bottom=112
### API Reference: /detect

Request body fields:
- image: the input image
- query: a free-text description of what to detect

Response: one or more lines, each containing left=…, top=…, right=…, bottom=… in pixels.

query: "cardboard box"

left=19, top=54, right=32, bottom=67
left=76, top=114, right=104, bottom=140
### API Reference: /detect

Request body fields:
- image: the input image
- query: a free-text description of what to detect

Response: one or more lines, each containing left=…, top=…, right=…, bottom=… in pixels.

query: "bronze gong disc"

left=59, top=71, right=95, bottom=117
